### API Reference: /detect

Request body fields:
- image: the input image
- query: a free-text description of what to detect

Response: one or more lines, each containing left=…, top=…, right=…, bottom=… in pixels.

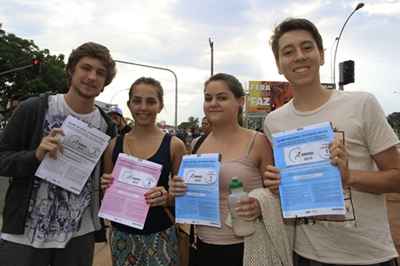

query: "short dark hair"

left=66, top=42, right=116, bottom=87
left=204, top=73, right=245, bottom=125
left=270, top=18, right=324, bottom=61
left=128, top=77, right=164, bottom=109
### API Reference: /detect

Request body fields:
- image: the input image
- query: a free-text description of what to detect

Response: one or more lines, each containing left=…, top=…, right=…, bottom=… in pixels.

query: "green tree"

left=387, top=112, right=400, bottom=138
left=178, top=116, right=199, bottom=129
left=0, top=29, right=67, bottom=112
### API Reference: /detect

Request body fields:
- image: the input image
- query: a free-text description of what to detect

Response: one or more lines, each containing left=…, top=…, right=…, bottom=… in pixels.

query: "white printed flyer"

left=35, top=115, right=110, bottom=194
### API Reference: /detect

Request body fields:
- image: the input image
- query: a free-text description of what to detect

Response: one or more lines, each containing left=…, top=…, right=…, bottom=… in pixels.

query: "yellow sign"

left=246, top=81, right=271, bottom=114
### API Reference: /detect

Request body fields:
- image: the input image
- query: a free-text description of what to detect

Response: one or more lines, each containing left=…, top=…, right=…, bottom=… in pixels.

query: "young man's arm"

left=345, top=93, right=400, bottom=193
left=347, top=146, right=400, bottom=193
left=0, top=100, right=41, bottom=178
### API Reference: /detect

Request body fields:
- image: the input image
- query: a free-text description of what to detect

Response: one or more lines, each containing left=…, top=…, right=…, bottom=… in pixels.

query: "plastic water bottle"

left=228, top=177, right=255, bottom=237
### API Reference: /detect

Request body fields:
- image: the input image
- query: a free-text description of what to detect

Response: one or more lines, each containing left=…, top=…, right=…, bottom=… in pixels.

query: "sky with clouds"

left=1, top=0, right=399, bottom=125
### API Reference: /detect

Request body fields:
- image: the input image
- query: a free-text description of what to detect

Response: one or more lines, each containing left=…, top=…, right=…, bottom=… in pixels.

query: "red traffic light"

left=31, top=58, right=42, bottom=74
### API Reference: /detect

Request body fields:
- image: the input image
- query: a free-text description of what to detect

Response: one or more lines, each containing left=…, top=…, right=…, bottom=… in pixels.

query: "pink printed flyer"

left=98, top=153, right=162, bottom=229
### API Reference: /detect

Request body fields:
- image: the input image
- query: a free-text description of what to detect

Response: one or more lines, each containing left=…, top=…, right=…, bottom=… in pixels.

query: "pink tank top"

left=197, top=132, right=263, bottom=245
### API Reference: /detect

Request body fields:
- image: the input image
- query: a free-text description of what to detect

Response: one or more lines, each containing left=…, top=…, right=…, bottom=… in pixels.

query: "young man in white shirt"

left=0, top=42, right=117, bottom=266
left=263, top=18, right=400, bottom=266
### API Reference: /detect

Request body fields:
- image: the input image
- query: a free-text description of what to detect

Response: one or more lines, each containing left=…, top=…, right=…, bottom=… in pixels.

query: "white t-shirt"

left=264, top=90, right=399, bottom=264
left=2, top=94, right=107, bottom=248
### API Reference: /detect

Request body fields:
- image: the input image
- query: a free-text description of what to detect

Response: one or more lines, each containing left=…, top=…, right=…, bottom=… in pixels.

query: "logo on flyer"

left=284, top=141, right=329, bottom=166
left=183, top=168, right=217, bottom=185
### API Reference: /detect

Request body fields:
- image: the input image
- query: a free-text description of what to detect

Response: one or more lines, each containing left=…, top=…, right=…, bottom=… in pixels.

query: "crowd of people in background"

left=0, top=17, right=399, bottom=266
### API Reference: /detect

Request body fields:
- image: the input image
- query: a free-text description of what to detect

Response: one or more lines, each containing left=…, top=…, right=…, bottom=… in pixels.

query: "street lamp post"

left=114, top=59, right=178, bottom=128
left=332, top=2, right=364, bottom=90
left=110, top=88, right=129, bottom=103
left=209, top=38, right=214, bottom=76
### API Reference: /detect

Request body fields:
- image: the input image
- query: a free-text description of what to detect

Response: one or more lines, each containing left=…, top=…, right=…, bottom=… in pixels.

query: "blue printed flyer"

left=272, top=122, right=345, bottom=218
left=175, top=153, right=221, bottom=227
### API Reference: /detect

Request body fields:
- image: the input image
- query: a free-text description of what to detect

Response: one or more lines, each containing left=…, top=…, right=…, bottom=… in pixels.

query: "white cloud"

left=363, top=1, right=400, bottom=16
left=2, top=0, right=399, bottom=126
left=282, top=0, right=322, bottom=17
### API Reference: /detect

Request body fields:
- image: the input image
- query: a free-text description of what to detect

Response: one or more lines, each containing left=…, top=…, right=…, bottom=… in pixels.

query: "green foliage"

left=387, top=112, right=400, bottom=138
left=178, top=116, right=199, bottom=129
left=0, top=29, right=67, bottom=111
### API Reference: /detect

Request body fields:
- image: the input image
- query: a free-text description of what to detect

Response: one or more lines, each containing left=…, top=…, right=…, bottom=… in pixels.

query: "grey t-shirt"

left=2, top=94, right=107, bottom=248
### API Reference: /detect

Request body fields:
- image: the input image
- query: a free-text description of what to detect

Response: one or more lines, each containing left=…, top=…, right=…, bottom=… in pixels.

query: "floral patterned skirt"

left=111, top=226, right=179, bottom=266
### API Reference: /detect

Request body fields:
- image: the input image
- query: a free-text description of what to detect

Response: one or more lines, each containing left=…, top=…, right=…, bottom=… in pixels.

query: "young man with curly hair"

left=0, top=42, right=117, bottom=266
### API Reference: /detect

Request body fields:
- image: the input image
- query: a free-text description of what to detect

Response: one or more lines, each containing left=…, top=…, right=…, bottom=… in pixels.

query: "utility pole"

left=209, top=38, right=214, bottom=76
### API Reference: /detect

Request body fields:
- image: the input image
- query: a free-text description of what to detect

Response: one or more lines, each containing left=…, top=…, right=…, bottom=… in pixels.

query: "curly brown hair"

left=66, top=42, right=116, bottom=87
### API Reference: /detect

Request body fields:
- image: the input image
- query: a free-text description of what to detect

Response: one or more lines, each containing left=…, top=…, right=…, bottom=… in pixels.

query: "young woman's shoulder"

left=241, top=128, right=260, bottom=138
left=242, top=129, right=273, bottom=168
left=242, top=128, right=271, bottom=150
left=170, top=135, right=186, bottom=153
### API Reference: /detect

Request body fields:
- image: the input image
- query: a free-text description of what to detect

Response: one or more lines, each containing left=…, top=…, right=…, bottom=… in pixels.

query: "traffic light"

left=339, top=60, right=354, bottom=86
left=32, top=58, right=41, bottom=74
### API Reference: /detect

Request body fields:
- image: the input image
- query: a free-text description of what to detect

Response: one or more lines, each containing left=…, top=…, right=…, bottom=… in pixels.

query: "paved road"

left=93, top=242, right=112, bottom=266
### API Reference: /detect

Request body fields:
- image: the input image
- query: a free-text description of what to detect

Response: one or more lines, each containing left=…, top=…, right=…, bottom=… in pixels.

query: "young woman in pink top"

left=170, top=73, right=273, bottom=266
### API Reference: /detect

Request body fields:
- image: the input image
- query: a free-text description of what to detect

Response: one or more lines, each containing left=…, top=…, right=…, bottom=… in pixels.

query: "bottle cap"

left=229, top=177, right=243, bottom=189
